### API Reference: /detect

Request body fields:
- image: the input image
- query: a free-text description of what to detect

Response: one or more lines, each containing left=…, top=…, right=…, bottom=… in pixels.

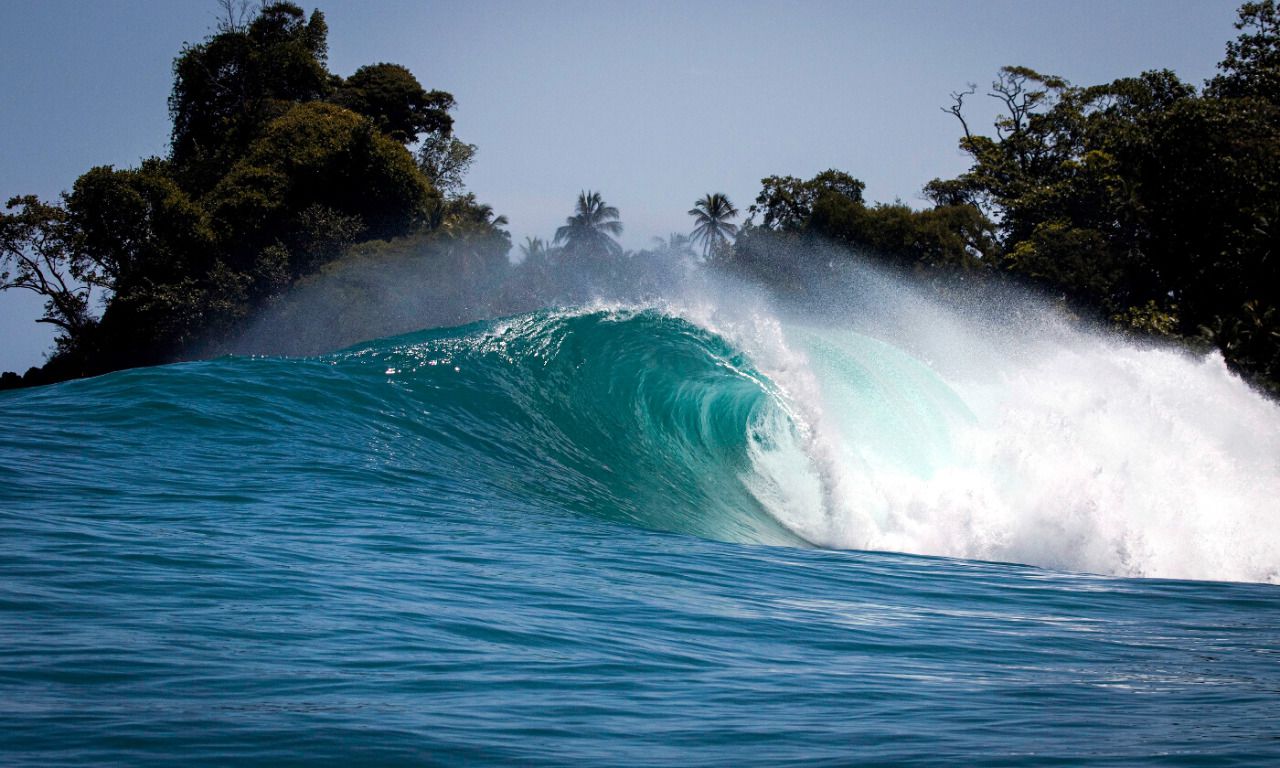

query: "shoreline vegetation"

left=2, top=1, right=1278, bottom=394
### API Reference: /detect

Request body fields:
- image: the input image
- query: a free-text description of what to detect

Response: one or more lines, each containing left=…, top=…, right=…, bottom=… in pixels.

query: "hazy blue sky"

left=1, top=0, right=1243, bottom=372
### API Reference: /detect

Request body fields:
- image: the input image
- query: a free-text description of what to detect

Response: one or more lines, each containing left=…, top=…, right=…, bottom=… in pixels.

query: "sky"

left=0, top=0, right=1244, bottom=373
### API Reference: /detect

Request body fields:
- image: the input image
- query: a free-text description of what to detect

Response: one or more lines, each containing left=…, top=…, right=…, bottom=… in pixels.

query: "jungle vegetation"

left=1, top=1, right=507, bottom=387
left=3, top=1, right=1279, bottom=394
left=719, top=1, right=1280, bottom=392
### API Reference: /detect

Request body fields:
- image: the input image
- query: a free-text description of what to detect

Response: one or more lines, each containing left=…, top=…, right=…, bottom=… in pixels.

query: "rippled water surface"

left=2, top=310, right=1278, bottom=765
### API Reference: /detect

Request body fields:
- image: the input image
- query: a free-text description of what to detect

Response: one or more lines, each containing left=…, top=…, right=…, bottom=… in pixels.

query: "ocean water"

left=2, top=305, right=1279, bottom=765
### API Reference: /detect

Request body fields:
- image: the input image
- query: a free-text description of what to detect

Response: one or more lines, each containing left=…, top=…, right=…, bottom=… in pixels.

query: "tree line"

left=3, top=1, right=1279, bottom=394
left=721, top=1, right=1280, bottom=393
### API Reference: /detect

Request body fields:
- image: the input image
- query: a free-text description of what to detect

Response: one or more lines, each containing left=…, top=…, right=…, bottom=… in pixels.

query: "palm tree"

left=554, top=190, right=623, bottom=258
left=518, top=236, right=556, bottom=265
left=688, top=193, right=739, bottom=257
left=652, top=233, right=695, bottom=258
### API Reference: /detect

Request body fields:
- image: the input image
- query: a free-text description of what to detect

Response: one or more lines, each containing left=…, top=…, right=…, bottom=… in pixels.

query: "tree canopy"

left=5, top=1, right=1280, bottom=395
left=169, top=2, right=332, bottom=191
left=1207, top=0, right=1280, bottom=101
left=332, top=63, right=455, bottom=144
left=912, top=8, right=1280, bottom=387
left=1, top=2, right=508, bottom=388
left=555, top=191, right=624, bottom=259
left=711, top=1, right=1279, bottom=391
left=688, top=193, right=739, bottom=258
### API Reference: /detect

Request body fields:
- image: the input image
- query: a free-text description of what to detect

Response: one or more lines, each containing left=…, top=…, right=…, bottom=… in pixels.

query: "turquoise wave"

left=4, top=309, right=831, bottom=546
left=7, top=304, right=1277, bottom=583
left=4, top=306, right=1280, bottom=766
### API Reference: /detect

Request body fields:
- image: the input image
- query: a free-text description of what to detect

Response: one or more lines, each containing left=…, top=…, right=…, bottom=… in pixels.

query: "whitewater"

left=2, top=258, right=1278, bottom=764
left=668, top=292, right=1280, bottom=585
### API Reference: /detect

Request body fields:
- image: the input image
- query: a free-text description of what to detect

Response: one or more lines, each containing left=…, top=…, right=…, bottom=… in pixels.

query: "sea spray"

left=5, top=294, right=1280, bottom=764
left=220, top=243, right=1280, bottom=582
left=650, top=291, right=1278, bottom=581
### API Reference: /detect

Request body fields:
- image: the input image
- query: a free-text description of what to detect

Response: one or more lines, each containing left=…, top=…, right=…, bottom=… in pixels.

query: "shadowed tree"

left=1, top=1, right=488, bottom=388
left=417, top=134, right=477, bottom=199
left=747, top=171, right=864, bottom=232
left=1207, top=0, right=1280, bottom=102
left=518, top=236, right=556, bottom=265
left=0, top=196, right=98, bottom=353
left=652, top=233, right=696, bottom=258
left=332, top=63, right=455, bottom=144
left=921, top=8, right=1280, bottom=389
left=688, top=193, right=739, bottom=257
left=169, top=2, right=332, bottom=191
left=554, top=191, right=623, bottom=259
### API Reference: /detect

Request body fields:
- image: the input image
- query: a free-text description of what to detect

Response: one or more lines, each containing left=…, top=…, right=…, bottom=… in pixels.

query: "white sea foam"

left=238, top=234, right=1280, bottom=583
left=650, top=259, right=1280, bottom=584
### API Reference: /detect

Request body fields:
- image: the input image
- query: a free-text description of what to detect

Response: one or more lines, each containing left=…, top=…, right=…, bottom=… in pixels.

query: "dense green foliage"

left=3, top=2, right=1279, bottom=394
left=924, top=2, right=1280, bottom=389
left=169, top=3, right=332, bottom=193
left=720, top=169, right=994, bottom=291
left=332, top=63, right=455, bottom=144
left=1, top=2, right=504, bottom=387
left=714, top=2, right=1280, bottom=392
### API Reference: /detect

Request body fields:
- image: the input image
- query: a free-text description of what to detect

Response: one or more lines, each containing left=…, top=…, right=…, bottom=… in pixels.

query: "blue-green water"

left=2, top=308, right=1278, bottom=765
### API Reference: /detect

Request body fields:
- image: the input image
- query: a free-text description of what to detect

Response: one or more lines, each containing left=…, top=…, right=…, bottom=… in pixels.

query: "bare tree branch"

left=943, top=83, right=977, bottom=141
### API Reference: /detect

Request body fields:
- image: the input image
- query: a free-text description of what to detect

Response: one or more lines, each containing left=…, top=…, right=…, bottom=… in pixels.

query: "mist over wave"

left=222, top=243, right=1280, bottom=583
left=5, top=241, right=1280, bottom=764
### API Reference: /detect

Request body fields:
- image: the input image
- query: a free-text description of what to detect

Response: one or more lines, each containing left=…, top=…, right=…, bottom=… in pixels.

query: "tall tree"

left=926, top=8, right=1280, bottom=389
left=519, top=236, right=553, bottom=264
left=417, top=135, right=477, bottom=198
left=169, top=2, right=332, bottom=190
left=747, top=170, right=865, bottom=232
left=0, top=196, right=98, bottom=353
left=331, top=63, right=455, bottom=144
left=1207, top=0, right=1280, bottom=102
left=2, top=2, right=488, bottom=387
left=554, top=191, right=623, bottom=259
left=688, top=193, right=739, bottom=257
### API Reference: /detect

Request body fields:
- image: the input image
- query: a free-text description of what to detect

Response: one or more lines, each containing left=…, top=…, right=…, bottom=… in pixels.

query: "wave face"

left=4, top=304, right=1280, bottom=764
left=5, top=304, right=1280, bottom=580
